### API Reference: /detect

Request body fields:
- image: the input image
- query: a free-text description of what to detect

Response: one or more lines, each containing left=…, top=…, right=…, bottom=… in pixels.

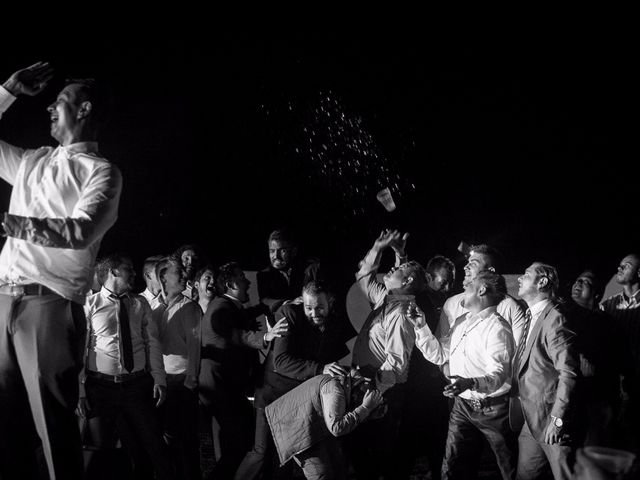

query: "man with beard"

left=438, top=245, right=525, bottom=350
left=199, top=262, right=288, bottom=479
left=235, top=280, right=351, bottom=479
left=155, top=256, right=202, bottom=479
left=257, top=230, right=321, bottom=315
left=80, top=254, right=172, bottom=479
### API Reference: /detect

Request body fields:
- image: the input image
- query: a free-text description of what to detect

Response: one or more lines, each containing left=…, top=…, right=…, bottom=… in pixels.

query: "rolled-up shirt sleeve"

left=4, top=163, right=122, bottom=249
left=321, top=379, right=370, bottom=437
left=415, top=323, right=450, bottom=366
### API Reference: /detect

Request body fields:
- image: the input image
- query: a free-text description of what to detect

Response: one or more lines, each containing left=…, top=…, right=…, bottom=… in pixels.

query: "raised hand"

left=3, top=62, right=54, bottom=97
left=373, top=229, right=408, bottom=251
left=322, top=362, right=349, bottom=377
left=265, top=316, right=289, bottom=342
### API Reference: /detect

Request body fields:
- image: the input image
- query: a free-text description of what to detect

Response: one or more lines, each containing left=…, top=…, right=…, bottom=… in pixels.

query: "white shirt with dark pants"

left=0, top=86, right=121, bottom=480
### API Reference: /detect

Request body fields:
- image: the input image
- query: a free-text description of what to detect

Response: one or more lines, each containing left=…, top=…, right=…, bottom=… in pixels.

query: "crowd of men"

left=0, top=62, right=638, bottom=480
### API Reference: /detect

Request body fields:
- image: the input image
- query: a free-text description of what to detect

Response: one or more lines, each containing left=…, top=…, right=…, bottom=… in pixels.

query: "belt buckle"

left=470, top=399, right=482, bottom=411
left=10, top=285, right=25, bottom=297
left=113, top=374, right=126, bottom=383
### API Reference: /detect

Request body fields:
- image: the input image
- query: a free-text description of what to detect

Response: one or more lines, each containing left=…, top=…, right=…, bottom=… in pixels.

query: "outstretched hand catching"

left=3, top=62, right=54, bottom=97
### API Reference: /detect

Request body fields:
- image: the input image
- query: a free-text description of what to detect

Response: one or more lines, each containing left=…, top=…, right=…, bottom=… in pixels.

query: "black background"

left=1, top=26, right=635, bottom=296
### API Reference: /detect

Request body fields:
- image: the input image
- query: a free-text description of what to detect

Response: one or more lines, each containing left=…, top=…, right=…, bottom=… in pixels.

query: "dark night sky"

left=0, top=28, right=635, bottom=295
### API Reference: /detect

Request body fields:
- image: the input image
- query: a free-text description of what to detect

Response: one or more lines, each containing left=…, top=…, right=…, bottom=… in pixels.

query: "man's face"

left=303, top=291, right=331, bottom=326
left=429, top=267, right=454, bottom=293
left=269, top=240, right=296, bottom=270
left=47, top=83, right=84, bottom=144
left=463, top=252, right=491, bottom=286
left=518, top=263, right=540, bottom=300
left=616, top=255, right=640, bottom=285
left=462, top=277, right=482, bottom=309
left=115, top=260, right=136, bottom=292
left=164, top=262, right=187, bottom=296
left=229, top=268, right=251, bottom=303
left=571, top=271, right=597, bottom=307
left=196, top=269, right=216, bottom=301
left=181, top=249, right=199, bottom=276
left=383, top=263, right=412, bottom=291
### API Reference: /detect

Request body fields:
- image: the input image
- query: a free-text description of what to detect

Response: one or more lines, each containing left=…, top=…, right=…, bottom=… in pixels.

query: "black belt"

left=0, top=283, right=56, bottom=297
left=86, top=370, right=148, bottom=384
left=462, top=394, right=509, bottom=412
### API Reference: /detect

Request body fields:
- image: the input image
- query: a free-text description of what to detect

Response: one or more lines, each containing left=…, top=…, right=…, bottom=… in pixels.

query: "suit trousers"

left=85, top=373, right=174, bottom=480
left=442, top=396, right=517, bottom=480
left=516, top=421, right=572, bottom=480
left=0, top=293, right=86, bottom=480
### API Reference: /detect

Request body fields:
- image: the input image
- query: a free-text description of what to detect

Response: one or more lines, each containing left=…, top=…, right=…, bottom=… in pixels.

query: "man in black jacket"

left=198, top=262, right=287, bottom=479
left=235, top=280, right=352, bottom=480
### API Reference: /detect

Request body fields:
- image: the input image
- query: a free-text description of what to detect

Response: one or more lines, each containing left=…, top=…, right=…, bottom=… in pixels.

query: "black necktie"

left=513, top=308, right=532, bottom=369
left=114, top=295, right=134, bottom=372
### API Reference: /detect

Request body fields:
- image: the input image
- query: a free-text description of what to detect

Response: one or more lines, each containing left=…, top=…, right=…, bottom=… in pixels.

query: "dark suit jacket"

left=198, top=295, right=266, bottom=407
left=257, top=303, right=350, bottom=407
left=515, top=301, right=579, bottom=441
left=257, top=260, right=321, bottom=313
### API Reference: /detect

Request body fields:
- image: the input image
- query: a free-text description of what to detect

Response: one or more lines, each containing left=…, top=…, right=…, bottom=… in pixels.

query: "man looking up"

left=514, top=263, right=579, bottom=480
left=438, top=245, right=525, bottom=350
left=408, top=270, right=516, bottom=480
left=349, top=229, right=426, bottom=479
left=0, top=62, right=122, bottom=479
left=140, top=255, right=165, bottom=310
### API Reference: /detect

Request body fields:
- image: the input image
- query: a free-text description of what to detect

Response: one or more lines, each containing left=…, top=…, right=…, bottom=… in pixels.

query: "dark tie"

left=114, top=295, right=134, bottom=372
left=513, top=308, right=532, bottom=369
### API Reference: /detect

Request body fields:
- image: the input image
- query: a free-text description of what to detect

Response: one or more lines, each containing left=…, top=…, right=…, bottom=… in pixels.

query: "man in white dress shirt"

left=140, top=254, right=166, bottom=310
left=81, top=253, right=172, bottom=480
left=438, top=244, right=525, bottom=353
left=0, top=62, right=121, bottom=480
left=409, top=270, right=516, bottom=480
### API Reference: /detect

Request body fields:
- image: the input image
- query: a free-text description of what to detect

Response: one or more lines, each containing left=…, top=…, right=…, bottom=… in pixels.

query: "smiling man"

left=438, top=245, right=526, bottom=351
left=0, top=63, right=121, bottom=479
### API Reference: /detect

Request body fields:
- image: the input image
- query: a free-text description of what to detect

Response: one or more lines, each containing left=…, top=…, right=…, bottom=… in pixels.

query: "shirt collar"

left=466, top=305, right=497, bottom=323
left=100, top=285, right=129, bottom=300
left=166, top=293, right=186, bottom=309
left=529, top=298, right=551, bottom=318
left=223, top=293, right=244, bottom=309
left=57, top=141, right=99, bottom=156
left=622, top=289, right=640, bottom=303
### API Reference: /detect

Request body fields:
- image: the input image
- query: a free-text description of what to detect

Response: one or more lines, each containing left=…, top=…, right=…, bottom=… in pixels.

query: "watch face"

left=554, top=417, right=563, bottom=427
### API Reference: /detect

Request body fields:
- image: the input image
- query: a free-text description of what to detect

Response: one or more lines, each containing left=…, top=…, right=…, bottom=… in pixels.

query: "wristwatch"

left=551, top=415, right=563, bottom=428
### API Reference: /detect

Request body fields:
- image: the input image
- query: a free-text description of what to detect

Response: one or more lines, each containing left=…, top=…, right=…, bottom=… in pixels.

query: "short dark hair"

left=65, top=77, right=111, bottom=127
left=474, top=271, right=506, bottom=303
left=402, top=261, right=427, bottom=295
left=217, top=262, right=242, bottom=292
left=143, top=255, right=166, bottom=277
left=96, top=252, right=132, bottom=280
left=302, top=280, right=336, bottom=304
left=468, top=244, right=504, bottom=273
left=268, top=229, right=296, bottom=246
left=194, top=264, right=216, bottom=283
left=426, top=255, right=455, bottom=278
left=533, top=262, right=560, bottom=297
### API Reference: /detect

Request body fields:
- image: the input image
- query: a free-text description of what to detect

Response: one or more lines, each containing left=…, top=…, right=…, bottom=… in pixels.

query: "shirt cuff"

left=415, top=324, right=433, bottom=338
left=0, top=86, right=16, bottom=113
